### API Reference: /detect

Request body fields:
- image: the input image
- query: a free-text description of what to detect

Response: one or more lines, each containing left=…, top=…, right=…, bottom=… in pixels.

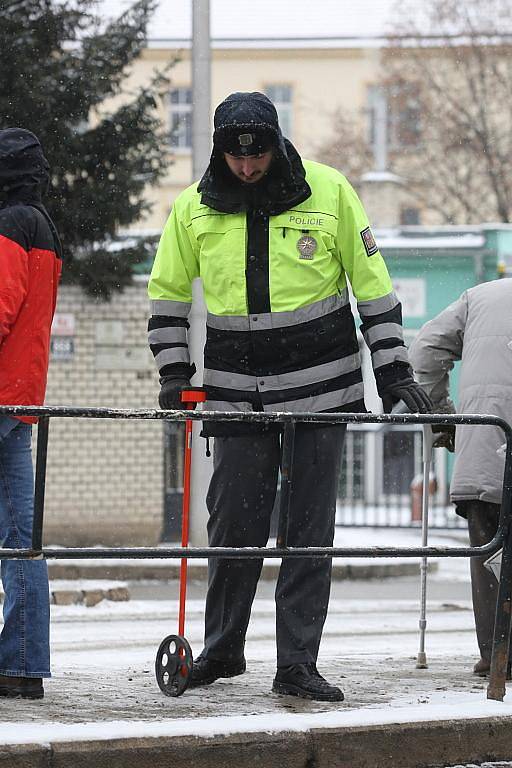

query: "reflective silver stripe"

left=155, top=347, right=190, bottom=368
left=363, top=322, right=404, bottom=347
left=203, top=369, right=257, bottom=391
left=150, top=299, right=191, bottom=318
left=148, top=327, right=188, bottom=345
left=258, top=354, right=360, bottom=391
left=206, top=314, right=250, bottom=332
left=265, top=382, right=364, bottom=413
left=203, top=354, right=359, bottom=393
left=372, top=346, right=409, bottom=369
left=203, top=400, right=253, bottom=413
left=206, top=291, right=349, bottom=332
left=357, top=291, right=400, bottom=317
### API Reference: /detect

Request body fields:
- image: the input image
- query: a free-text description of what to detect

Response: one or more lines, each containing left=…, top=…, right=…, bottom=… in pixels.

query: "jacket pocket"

left=190, top=213, right=247, bottom=315
left=268, top=211, right=341, bottom=311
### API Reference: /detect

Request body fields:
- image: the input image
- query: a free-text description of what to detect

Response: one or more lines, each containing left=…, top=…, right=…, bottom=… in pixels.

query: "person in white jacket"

left=409, top=278, right=512, bottom=679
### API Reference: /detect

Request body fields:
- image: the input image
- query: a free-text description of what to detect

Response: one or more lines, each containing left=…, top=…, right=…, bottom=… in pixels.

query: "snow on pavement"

left=2, top=525, right=508, bottom=744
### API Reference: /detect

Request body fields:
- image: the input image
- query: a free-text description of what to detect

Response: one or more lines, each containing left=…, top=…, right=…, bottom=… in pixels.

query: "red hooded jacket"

left=0, top=129, right=62, bottom=423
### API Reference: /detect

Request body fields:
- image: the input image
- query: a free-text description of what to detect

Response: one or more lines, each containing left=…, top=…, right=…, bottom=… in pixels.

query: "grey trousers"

left=462, top=500, right=502, bottom=662
left=201, top=425, right=346, bottom=667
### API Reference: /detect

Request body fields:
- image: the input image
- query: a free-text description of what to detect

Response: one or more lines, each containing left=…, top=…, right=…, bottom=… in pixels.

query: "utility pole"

left=188, top=0, right=211, bottom=546
left=192, top=0, right=211, bottom=180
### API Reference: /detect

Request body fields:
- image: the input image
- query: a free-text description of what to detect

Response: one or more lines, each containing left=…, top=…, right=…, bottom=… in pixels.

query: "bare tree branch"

left=384, top=0, right=512, bottom=223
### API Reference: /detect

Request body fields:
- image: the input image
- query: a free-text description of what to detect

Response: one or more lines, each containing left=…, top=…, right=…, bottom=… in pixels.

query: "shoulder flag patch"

left=360, top=226, right=379, bottom=257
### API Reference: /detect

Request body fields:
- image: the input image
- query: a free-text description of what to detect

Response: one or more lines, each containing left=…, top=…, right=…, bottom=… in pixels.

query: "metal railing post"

left=416, top=424, right=434, bottom=669
left=31, top=415, right=49, bottom=553
left=487, top=433, right=512, bottom=701
left=276, top=420, right=296, bottom=548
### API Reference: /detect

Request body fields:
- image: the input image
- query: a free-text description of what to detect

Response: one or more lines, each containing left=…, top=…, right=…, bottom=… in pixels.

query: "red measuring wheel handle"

left=180, top=387, right=207, bottom=408
left=177, top=387, right=206, bottom=637
left=155, top=386, right=206, bottom=698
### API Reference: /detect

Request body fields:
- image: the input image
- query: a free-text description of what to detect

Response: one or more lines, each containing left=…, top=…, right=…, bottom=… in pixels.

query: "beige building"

left=104, top=0, right=417, bottom=231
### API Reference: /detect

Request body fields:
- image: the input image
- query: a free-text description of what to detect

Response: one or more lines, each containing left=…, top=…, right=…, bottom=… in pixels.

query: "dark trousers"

left=202, top=425, right=346, bottom=667
left=461, top=500, right=502, bottom=662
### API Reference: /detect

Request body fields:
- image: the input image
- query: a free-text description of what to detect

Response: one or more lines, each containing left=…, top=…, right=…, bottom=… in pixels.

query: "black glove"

left=158, top=376, right=191, bottom=410
left=431, top=423, right=456, bottom=452
left=382, top=379, right=433, bottom=414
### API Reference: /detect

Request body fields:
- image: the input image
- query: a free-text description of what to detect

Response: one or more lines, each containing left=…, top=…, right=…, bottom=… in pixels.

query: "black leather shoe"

left=188, top=656, right=246, bottom=688
left=272, top=663, right=344, bottom=702
left=0, top=674, right=44, bottom=699
left=473, top=658, right=512, bottom=680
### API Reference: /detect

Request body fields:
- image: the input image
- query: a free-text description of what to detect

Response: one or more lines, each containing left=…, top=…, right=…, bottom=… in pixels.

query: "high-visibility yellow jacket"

left=148, top=159, right=409, bottom=433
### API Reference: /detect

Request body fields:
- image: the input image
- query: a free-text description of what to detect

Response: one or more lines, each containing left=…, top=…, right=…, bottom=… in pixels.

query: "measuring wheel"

left=155, top=634, right=193, bottom=697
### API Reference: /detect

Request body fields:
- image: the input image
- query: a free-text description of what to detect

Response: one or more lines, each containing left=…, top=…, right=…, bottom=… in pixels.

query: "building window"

left=264, top=84, right=293, bottom=139
left=169, top=87, right=192, bottom=150
left=367, top=85, right=383, bottom=150
left=400, top=207, right=421, bottom=225
left=367, top=83, right=421, bottom=154
left=382, top=430, right=416, bottom=496
left=388, top=82, right=421, bottom=149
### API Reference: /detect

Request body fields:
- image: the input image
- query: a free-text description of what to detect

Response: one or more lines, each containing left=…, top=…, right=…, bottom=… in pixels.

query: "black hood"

left=0, top=128, right=64, bottom=260
left=212, top=91, right=282, bottom=156
left=0, top=128, right=50, bottom=206
left=198, top=92, right=311, bottom=215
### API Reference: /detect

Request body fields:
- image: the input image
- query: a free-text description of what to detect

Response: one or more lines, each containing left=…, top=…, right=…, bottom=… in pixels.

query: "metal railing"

left=1, top=405, right=511, bottom=701
left=336, top=423, right=462, bottom=528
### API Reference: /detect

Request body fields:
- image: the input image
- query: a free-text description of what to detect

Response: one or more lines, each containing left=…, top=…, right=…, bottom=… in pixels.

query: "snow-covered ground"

left=1, top=525, right=510, bottom=752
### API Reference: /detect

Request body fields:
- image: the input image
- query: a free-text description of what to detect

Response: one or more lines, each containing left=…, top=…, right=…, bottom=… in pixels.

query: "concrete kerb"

left=4, top=716, right=512, bottom=768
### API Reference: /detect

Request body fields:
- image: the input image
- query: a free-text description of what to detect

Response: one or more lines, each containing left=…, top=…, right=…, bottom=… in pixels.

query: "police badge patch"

left=238, top=133, right=253, bottom=147
left=296, top=234, right=317, bottom=259
left=360, top=226, right=379, bottom=257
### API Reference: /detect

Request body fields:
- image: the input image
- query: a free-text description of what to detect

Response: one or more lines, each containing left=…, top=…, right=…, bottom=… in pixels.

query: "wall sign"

left=50, top=337, right=74, bottom=362
left=392, top=278, right=426, bottom=318
left=51, top=313, right=75, bottom=336
left=51, top=313, right=75, bottom=361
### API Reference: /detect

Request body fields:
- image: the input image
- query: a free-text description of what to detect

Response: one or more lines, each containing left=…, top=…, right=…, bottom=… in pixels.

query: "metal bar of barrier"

left=0, top=542, right=505, bottom=559
left=487, top=417, right=512, bottom=701
left=1, top=404, right=511, bottom=701
left=276, top=421, right=296, bottom=548
left=32, top=415, right=49, bottom=553
left=417, top=424, right=434, bottom=669
left=0, top=405, right=510, bottom=427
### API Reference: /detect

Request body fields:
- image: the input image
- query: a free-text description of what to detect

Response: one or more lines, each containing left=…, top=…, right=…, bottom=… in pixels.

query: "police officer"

left=148, top=92, right=431, bottom=701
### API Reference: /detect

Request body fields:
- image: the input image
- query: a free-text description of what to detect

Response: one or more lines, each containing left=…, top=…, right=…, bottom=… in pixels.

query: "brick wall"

left=42, top=280, right=164, bottom=546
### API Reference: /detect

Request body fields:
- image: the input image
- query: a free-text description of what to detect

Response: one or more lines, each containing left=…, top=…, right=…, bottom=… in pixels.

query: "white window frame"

left=264, top=84, right=293, bottom=139
left=367, top=83, right=421, bottom=154
left=169, top=87, right=192, bottom=153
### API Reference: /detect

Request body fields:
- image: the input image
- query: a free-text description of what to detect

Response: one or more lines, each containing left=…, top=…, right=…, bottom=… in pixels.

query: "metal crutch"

left=416, top=423, right=434, bottom=669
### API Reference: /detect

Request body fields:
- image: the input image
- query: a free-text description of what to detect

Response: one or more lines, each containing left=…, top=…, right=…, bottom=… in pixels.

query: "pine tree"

left=0, top=0, right=171, bottom=298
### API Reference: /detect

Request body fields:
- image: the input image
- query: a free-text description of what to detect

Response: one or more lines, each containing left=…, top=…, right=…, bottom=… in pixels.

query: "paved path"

left=3, top=535, right=512, bottom=767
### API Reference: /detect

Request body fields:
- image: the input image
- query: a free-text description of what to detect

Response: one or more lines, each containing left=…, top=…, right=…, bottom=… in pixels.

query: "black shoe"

left=0, top=675, right=44, bottom=699
left=188, top=656, right=246, bottom=688
left=272, top=663, right=344, bottom=702
left=473, top=658, right=512, bottom=680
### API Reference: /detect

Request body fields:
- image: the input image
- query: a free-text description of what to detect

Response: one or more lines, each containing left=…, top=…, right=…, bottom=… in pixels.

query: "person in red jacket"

left=0, top=128, right=63, bottom=699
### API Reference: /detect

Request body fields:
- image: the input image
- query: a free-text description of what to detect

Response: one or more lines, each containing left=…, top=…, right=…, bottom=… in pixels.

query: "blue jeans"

left=0, top=416, right=50, bottom=677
